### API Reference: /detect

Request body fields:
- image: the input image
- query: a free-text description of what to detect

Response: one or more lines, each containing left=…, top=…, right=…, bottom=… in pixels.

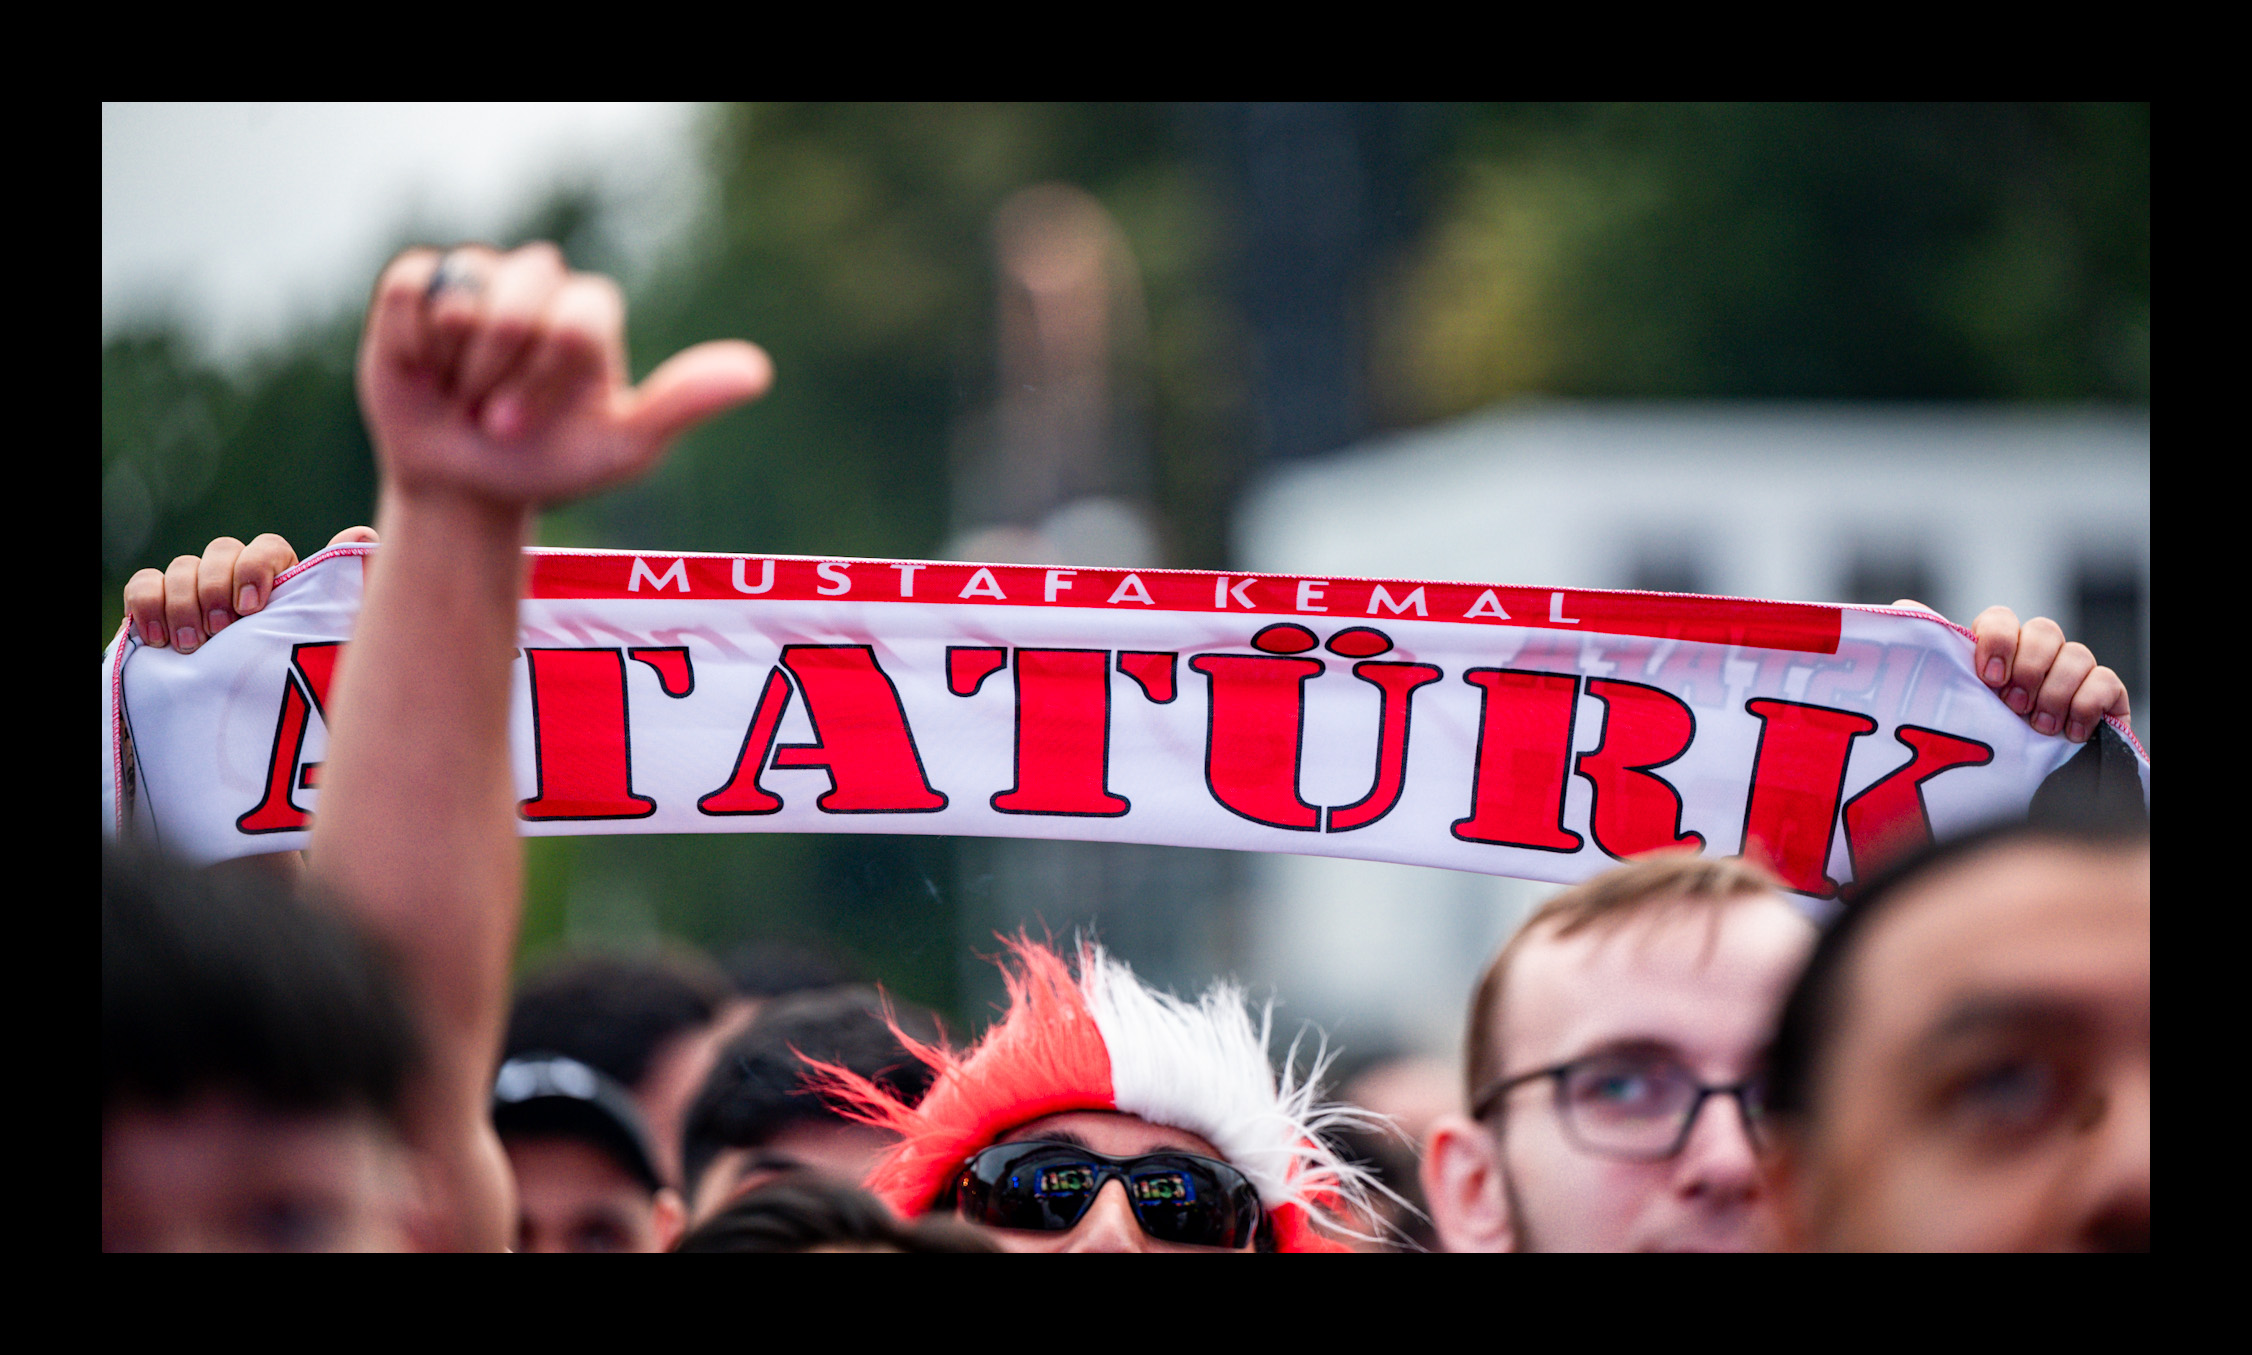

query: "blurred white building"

left=1231, top=400, right=2149, bottom=1062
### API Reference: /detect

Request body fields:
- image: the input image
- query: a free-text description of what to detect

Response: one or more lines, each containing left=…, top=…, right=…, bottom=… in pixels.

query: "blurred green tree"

left=1380, top=103, right=2149, bottom=417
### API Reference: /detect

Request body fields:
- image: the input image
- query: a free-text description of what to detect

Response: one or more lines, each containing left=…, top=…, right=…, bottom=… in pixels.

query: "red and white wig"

left=807, top=937, right=1378, bottom=1252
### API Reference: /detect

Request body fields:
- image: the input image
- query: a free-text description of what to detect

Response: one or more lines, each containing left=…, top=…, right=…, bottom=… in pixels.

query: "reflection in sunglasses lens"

left=1131, top=1170, right=1195, bottom=1204
left=1035, top=1164, right=1097, bottom=1197
left=962, top=1143, right=1261, bottom=1248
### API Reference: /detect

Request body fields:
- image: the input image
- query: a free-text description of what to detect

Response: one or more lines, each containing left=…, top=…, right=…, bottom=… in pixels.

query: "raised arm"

left=307, top=242, right=770, bottom=1249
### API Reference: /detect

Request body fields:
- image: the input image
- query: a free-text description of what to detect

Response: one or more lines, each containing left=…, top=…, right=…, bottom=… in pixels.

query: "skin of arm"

left=303, top=243, right=769, bottom=1249
left=311, top=486, right=529, bottom=1251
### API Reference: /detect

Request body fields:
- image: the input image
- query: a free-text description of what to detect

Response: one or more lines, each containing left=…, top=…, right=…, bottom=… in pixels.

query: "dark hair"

left=1766, top=808, right=2150, bottom=1122
left=723, top=939, right=860, bottom=999
left=672, top=1172, right=994, bottom=1253
left=681, top=986, right=939, bottom=1199
left=505, top=950, right=732, bottom=1091
left=103, top=844, right=418, bottom=1125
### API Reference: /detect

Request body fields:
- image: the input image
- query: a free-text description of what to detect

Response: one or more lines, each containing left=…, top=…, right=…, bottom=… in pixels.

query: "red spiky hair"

left=812, top=938, right=1112, bottom=1217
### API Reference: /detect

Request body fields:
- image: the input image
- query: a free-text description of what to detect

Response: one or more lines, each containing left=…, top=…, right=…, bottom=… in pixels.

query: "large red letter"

left=993, top=649, right=1128, bottom=817
left=518, top=649, right=657, bottom=820
left=768, top=646, right=948, bottom=813
left=1840, top=725, right=1994, bottom=878
left=1190, top=654, right=1324, bottom=830
left=1577, top=678, right=1703, bottom=860
left=697, top=667, right=794, bottom=816
left=1739, top=699, right=1877, bottom=897
left=236, top=642, right=343, bottom=833
left=1452, top=670, right=1583, bottom=853
left=1327, top=661, right=1442, bottom=832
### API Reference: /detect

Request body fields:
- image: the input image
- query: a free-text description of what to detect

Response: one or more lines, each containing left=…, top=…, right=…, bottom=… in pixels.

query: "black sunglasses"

left=947, top=1140, right=1266, bottom=1249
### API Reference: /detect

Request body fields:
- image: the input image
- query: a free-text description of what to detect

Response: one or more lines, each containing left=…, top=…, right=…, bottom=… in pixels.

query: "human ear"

left=652, top=1187, right=687, bottom=1253
left=1420, top=1115, right=1515, bottom=1253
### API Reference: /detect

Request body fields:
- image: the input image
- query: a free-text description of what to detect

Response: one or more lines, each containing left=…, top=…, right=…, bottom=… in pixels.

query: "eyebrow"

left=738, top=1151, right=812, bottom=1175
left=1919, top=997, right=2100, bottom=1052
left=1556, top=1037, right=1696, bottom=1067
left=1006, top=1128, right=1096, bottom=1151
left=710, top=1152, right=816, bottom=1212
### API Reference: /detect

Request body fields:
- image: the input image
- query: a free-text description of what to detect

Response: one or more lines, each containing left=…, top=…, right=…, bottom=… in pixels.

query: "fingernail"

left=2067, top=719, right=2091, bottom=742
left=2005, top=687, right=2030, bottom=713
left=2033, top=712, right=2059, bottom=735
left=141, top=622, right=165, bottom=648
left=208, top=608, right=229, bottom=635
left=177, top=626, right=200, bottom=653
left=239, top=585, right=259, bottom=614
left=1984, top=658, right=2006, bottom=684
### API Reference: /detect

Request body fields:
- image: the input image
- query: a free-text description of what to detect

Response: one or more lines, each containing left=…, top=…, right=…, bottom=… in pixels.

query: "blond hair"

left=1462, top=854, right=1786, bottom=1106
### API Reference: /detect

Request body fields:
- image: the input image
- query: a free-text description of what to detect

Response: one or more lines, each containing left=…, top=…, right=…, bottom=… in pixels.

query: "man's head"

left=505, top=950, right=744, bottom=1187
left=673, top=1172, right=995, bottom=1253
left=1423, top=854, right=1814, bottom=1252
left=808, top=938, right=1376, bottom=1253
left=1763, top=816, right=2149, bottom=1251
left=103, top=845, right=424, bottom=1251
left=492, top=1054, right=685, bottom=1252
left=679, top=986, right=937, bottom=1225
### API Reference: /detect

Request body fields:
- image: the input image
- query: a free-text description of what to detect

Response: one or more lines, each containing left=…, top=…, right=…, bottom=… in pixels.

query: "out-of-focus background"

left=103, top=103, right=2148, bottom=1067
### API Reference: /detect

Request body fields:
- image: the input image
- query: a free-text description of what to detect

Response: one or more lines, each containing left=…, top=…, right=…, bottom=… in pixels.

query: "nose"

left=1671, top=1090, right=1763, bottom=1205
left=2069, top=1066, right=2149, bottom=1252
left=1063, top=1180, right=1150, bottom=1253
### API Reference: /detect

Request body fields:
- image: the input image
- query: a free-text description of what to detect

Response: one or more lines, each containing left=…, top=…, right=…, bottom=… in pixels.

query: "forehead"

left=102, top=1095, right=400, bottom=1248
left=999, top=1110, right=1226, bottom=1161
left=1501, top=895, right=1815, bottom=1074
left=502, top=1134, right=647, bottom=1198
left=1843, top=842, right=2149, bottom=1038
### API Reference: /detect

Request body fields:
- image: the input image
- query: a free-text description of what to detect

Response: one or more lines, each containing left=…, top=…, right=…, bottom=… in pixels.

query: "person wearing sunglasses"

left=1421, top=854, right=1814, bottom=1252
left=807, top=936, right=1380, bottom=1252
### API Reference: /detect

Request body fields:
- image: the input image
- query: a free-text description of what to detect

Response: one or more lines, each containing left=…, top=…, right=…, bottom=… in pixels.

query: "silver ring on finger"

left=425, top=250, right=483, bottom=303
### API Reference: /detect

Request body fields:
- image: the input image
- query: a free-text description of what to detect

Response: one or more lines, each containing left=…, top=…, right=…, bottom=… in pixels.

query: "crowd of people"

left=102, top=245, right=2149, bottom=1251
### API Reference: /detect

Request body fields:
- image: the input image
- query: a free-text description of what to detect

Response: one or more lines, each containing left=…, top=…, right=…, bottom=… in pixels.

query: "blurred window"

left=1842, top=554, right=1935, bottom=613
left=1629, top=550, right=1706, bottom=597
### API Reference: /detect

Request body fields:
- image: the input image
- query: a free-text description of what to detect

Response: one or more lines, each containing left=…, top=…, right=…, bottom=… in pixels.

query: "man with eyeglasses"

left=808, top=936, right=1381, bottom=1252
left=1421, top=855, right=1812, bottom=1252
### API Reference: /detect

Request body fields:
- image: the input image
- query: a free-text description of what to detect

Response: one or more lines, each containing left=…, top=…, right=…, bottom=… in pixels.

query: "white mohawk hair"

left=1076, top=941, right=1388, bottom=1223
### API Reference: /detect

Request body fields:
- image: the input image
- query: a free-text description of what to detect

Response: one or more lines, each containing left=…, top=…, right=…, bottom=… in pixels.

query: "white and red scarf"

left=103, top=546, right=2149, bottom=897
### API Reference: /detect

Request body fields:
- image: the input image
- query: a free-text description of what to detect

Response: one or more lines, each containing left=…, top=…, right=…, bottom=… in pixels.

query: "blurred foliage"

left=1381, top=103, right=2149, bottom=416
left=102, top=102, right=2147, bottom=1020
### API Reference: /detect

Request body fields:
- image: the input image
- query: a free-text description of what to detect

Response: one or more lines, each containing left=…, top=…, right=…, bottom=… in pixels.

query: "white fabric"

left=103, top=546, right=2148, bottom=892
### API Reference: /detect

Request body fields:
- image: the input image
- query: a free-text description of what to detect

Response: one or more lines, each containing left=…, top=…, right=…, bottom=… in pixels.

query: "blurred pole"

left=947, top=183, right=1159, bottom=568
left=951, top=183, right=1237, bottom=1010
left=1199, top=102, right=1434, bottom=472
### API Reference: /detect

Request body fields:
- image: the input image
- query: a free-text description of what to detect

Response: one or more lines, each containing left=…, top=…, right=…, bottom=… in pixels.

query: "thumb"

left=622, top=341, right=774, bottom=450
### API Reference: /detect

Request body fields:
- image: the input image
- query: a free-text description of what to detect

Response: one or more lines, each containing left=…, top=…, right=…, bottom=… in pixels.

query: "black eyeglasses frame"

left=1470, top=1055, right=1770, bottom=1163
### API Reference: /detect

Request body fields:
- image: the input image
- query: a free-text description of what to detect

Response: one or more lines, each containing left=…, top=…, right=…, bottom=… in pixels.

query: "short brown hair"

left=1462, top=854, right=1787, bottom=1109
